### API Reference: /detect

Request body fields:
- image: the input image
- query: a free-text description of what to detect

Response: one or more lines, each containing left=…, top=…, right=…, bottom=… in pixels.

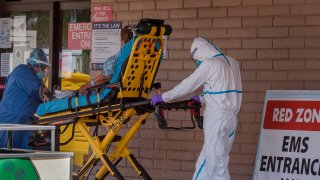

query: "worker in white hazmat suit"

left=151, top=37, right=242, bottom=180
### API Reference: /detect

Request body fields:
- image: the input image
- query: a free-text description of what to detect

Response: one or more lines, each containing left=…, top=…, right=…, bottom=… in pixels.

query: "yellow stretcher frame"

left=35, top=23, right=171, bottom=180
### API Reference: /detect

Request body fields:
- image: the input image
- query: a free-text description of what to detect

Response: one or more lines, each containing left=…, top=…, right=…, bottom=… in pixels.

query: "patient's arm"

left=79, top=73, right=112, bottom=95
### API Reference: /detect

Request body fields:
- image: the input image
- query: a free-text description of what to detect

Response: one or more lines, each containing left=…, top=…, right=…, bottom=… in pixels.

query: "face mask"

left=37, top=71, right=45, bottom=79
left=196, top=60, right=203, bottom=67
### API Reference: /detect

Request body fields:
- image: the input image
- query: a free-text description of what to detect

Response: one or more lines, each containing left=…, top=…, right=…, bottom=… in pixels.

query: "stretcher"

left=34, top=19, right=172, bottom=179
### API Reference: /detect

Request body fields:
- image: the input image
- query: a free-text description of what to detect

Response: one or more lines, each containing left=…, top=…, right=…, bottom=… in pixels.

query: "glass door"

left=59, top=2, right=91, bottom=91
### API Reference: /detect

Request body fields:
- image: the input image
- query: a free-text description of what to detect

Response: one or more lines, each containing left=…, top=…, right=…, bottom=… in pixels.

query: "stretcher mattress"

left=36, top=39, right=134, bottom=117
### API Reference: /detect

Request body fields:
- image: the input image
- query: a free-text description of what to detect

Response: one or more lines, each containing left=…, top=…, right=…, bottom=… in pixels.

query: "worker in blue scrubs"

left=0, top=47, right=49, bottom=149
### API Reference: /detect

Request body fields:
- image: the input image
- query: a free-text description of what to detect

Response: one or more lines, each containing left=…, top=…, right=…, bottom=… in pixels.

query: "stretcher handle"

left=154, top=100, right=203, bottom=130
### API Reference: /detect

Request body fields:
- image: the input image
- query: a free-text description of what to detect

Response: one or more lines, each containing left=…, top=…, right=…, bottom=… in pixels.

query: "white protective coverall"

left=162, top=37, right=242, bottom=180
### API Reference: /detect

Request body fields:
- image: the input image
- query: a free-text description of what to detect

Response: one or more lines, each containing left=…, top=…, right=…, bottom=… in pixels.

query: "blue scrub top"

left=0, top=64, right=43, bottom=119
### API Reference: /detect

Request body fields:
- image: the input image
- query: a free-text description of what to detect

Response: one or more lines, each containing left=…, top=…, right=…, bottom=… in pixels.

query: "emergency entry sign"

left=254, top=90, right=320, bottom=180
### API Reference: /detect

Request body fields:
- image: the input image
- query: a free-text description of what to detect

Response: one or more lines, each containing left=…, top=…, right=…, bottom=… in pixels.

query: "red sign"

left=263, top=100, right=320, bottom=131
left=68, top=23, right=92, bottom=50
left=92, top=5, right=112, bottom=23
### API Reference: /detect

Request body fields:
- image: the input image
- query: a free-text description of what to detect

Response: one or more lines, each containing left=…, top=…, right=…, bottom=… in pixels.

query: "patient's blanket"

left=36, top=39, right=134, bottom=116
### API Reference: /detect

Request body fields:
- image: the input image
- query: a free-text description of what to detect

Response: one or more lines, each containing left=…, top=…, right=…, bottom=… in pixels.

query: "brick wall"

left=91, top=0, right=320, bottom=179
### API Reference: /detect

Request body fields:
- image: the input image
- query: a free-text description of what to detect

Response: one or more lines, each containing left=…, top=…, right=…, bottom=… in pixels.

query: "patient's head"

left=121, top=25, right=134, bottom=44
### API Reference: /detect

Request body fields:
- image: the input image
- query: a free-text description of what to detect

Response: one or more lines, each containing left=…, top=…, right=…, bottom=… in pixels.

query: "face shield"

left=26, top=48, right=50, bottom=82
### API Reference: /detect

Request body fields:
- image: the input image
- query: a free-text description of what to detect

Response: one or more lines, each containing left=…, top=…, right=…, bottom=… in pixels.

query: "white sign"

left=12, top=16, right=26, bottom=46
left=26, top=30, right=37, bottom=49
left=254, top=90, right=320, bottom=180
left=1, top=53, right=12, bottom=77
left=12, top=46, right=25, bottom=69
left=92, top=22, right=121, bottom=64
left=0, top=18, right=12, bottom=48
left=61, top=52, right=73, bottom=78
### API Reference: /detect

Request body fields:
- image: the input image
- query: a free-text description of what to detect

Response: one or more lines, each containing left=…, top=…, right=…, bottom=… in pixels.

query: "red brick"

left=290, top=27, right=320, bottom=37
left=305, top=82, right=320, bottom=90
left=292, top=4, right=320, bottom=15
left=257, top=49, right=288, bottom=59
left=167, top=131, right=195, bottom=141
left=198, top=29, right=228, bottom=38
left=288, top=71, right=320, bottom=80
left=139, top=129, right=167, bottom=139
left=242, top=17, right=272, bottom=27
left=181, top=161, right=195, bottom=171
left=154, top=140, right=182, bottom=150
left=241, top=71, right=256, bottom=81
left=184, top=0, right=211, bottom=8
left=238, top=112, right=256, bottom=122
left=159, top=60, right=183, bottom=70
left=228, top=6, right=258, bottom=17
left=212, top=39, right=242, bottom=48
left=147, top=169, right=167, bottom=179
left=213, top=18, right=241, bottom=28
left=184, top=18, right=212, bottom=28
left=242, top=82, right=271, bottom=91
left=112, top=2, right=129, bottom=11
left=234, top=133, right=255, bottom=143
left=306, top=60, right=320, bottom=69
left=227, top=49, right=257, bottom=60
left=242, top=60, right=272, bottom=70
left=306, top=15, right=320, bottom=25
left=143, top=10, right=169, bottom=19
left=165, top=19, right=183, bottom=28
left=242, top=39, right=272, bottom=49
left=231, top=143, right=240, bottom=153
left=230, top=154, right=255, bottom=165
left=273, top=60, right=305, bottom=70
left=183, top=60, right=197, bottom=70
left=230, top=174, right=253, bottom=180
left=289, top=49, right=320, bottom=59
left=167, top=150, right=195, bottom=160
left=129, top=138, right=154, bottom=148
left=140, top=149, right=167, bottom=159
left=160, top=80, right=181, bottom=90
left=241, top=102, right=264, bottom=113
left=271, top=82, right=304, bottom=90
left=212, top=0, right=241, bottom=6
left=307, top=0, right=320, bottom=3
left=273, top=0, right=305, bottom=4
left=258, top=27, right=288, bottom=37
left=273, top=16, right=305, bottom=26
left=167, top=170, right=194, bottom=179
left=156, top=0, right=183, bottom=10
left=167, top=39, right=183, bottom=50
left=242, top=0, right=272, bottom=5
left=168, top=71, right=192, bottom=80
left=170, top=29, right=198, bottom=39
left=198, top=7, right=228, bottom=17
left=170, top=9, right=197, bottom=19
left=257, top=71, right=287, bottom=81
left=195, top=131, right=204, bottom=141
left=273, top=38, right=304, bottom=48
left=240, top=143, right=258, bottom=154
left=229, top=164, right=254, bottom=175
left=117, top=11, right=142, bottom=21
left=227, top=28, right=257, bottom=38
left=130, top=1, right=155, bottom=10
left=155, top=71, right=168, bottom=80
left=259, top=5, right=290, bottom=16
left=154, top=160, right=181, bottom=170
left=181, top=141, right=203, bottom=151
left=168, top=49, right=190, bottom=59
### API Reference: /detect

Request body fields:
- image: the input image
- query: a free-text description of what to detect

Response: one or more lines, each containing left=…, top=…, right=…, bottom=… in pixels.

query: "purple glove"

left=191, top=95, right=201, bottom=103
left=151, top=94, right=164, bottom=106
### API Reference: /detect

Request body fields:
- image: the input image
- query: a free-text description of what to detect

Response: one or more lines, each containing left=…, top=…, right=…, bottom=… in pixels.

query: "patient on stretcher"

left=36, top=20, right=166, bottom=117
